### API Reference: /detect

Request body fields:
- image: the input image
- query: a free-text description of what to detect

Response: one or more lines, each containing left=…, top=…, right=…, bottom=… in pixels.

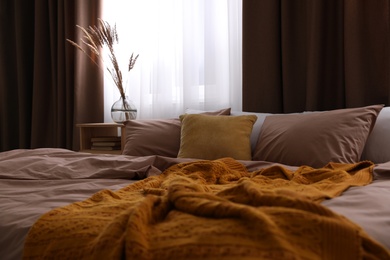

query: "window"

left=103, top=0, right=242, bottom=120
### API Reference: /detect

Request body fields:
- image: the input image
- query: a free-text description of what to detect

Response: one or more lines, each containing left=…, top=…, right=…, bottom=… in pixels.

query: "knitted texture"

left=23, top=158, right=390, bottom=259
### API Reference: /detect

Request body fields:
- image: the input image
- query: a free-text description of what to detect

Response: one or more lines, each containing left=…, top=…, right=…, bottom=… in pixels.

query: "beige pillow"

left=122, top=108, right=231, bottom=157
left=252, top=105, right=383, bottom=167
left=178, top=114, right=257, bottom=160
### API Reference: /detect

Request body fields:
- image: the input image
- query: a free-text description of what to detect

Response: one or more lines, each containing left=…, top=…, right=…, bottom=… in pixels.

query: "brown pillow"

left=185, top=107, right=231, bottom=115
left=122, top=118, right=181, bottom=157
left=252, top=105, right=383, bottom=167
left=178, top=114, right=257, bottom=160
left=122, top=108, right=231, bottom=157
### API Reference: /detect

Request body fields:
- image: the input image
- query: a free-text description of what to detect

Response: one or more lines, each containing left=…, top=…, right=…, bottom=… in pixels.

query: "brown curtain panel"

left=243, top=0, right=390, bottom=113
left=0, top=0, right=103, bottom=152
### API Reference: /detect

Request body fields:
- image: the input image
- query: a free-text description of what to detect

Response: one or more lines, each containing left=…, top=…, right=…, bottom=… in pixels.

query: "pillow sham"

left=178, top=114, right=257, bottom=160
left=252, top=105, right=383, bottom=167
left=122, top=108, right=231, bottom=157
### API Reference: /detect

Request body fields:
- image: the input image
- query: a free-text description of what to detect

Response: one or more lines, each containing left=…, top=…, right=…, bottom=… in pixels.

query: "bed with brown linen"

left=1, top=105, right=390, bottom=259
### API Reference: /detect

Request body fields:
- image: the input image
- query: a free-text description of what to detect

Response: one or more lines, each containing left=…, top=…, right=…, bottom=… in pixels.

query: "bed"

left=1, top=105, right=390, bottom=259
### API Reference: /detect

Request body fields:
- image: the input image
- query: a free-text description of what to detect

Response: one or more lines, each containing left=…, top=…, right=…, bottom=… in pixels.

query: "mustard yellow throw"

left=23, top=158, right=390, bottom=259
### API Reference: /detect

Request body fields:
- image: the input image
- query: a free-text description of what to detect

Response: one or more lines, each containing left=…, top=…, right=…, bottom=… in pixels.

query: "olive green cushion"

left=178, top=114, right=257, bottom=160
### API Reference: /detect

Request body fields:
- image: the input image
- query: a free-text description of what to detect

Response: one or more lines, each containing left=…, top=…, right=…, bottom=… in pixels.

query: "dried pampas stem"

left=67, top=18, right=138, bottom=101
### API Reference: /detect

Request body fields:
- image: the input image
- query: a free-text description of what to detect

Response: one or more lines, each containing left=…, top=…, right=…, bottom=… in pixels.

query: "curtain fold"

left=243, top=0, right=390, bottom=113
left=0, top=0, right=103, bottom=152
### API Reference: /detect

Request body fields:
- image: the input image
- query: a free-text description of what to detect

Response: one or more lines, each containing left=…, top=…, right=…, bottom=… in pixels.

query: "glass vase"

left=111, top=96, right=137, bottom=123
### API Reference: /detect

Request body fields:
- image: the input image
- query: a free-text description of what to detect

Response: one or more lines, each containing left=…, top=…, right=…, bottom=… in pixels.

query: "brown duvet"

left=23, top=157, right=389, bottom=259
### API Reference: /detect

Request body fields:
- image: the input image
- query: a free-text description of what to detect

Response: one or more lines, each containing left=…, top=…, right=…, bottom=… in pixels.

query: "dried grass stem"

left=67, top=19, right=138, bottom=101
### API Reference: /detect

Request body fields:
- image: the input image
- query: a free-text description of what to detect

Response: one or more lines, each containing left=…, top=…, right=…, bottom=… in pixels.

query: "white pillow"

left=361, top=106, right=390, bottom=163
left=231, top=111, right=271, bottom=153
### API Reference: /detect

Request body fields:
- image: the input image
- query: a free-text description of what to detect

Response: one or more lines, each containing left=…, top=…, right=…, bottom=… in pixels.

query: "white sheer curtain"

left=102, top=0, right=242, bottom=120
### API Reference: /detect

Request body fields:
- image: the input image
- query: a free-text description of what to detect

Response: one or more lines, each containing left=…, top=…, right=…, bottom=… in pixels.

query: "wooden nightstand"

left=76, top=123, right=126, bottom=154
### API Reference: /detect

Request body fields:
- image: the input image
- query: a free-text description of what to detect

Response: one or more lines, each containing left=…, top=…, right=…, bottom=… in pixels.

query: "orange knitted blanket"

left=23, top=158, right=390, bottom=259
